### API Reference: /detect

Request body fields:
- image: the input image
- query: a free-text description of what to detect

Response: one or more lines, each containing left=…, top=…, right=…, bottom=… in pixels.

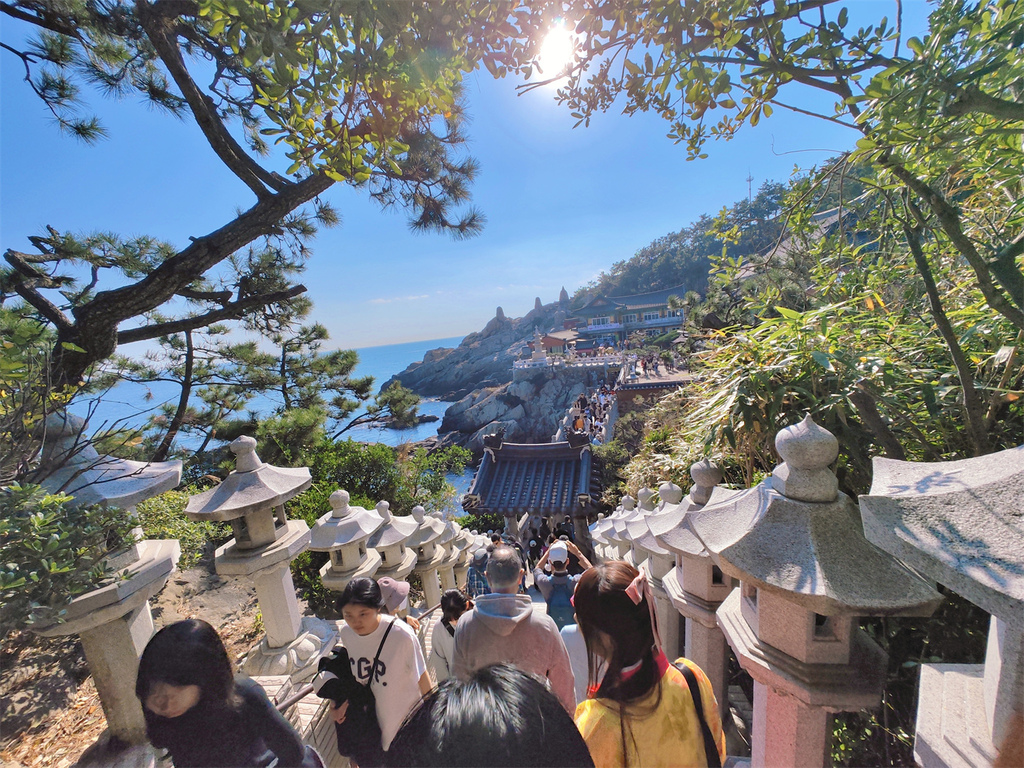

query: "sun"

left=536, top=23, right=577, bottom=78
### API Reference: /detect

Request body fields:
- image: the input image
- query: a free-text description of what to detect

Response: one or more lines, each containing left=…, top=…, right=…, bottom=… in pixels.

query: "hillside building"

left=571, top=285, right=687, bottom=345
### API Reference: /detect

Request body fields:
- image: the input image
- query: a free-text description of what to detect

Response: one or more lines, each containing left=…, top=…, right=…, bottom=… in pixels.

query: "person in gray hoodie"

left=451, top=545, right=576, bottom=714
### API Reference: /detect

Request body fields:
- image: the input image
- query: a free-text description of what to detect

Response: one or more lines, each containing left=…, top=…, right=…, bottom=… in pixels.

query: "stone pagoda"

left=367, top=500, right=418, bottom=582
left=860, top=444, right=1024, bottom=767
left=408, top=505, right=446, bottom=607
left=185, top=436, right=332, bottom=680
left=32, top=413, right=182, bottom=746
left=689, top=416, right=942, bottom=767
left=649, top=458, right=734, bottom=713
left=309, top=490, right=386, bottom=594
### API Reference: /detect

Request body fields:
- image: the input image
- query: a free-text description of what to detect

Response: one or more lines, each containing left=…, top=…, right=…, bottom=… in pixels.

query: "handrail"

left=276, top=683, right=315, bottom=714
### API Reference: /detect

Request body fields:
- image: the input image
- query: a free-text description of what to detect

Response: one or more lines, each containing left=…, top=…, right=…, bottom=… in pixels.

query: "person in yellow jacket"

left=573, top=561, right=727, bottom=768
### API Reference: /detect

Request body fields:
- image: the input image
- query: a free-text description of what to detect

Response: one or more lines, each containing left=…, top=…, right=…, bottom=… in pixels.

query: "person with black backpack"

left=533, top=539, right=592, bottom=630
left=313, top=578, right=431, bottom=767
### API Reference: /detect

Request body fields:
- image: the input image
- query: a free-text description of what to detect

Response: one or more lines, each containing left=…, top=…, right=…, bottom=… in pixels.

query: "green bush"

left=134, top=488, right=230, bottom=568
left=0, top=484, right=136, bottom=637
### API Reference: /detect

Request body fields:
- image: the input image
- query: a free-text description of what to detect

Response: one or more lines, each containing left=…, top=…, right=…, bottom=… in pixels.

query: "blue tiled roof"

left=464, top=442, right=592, bottom=515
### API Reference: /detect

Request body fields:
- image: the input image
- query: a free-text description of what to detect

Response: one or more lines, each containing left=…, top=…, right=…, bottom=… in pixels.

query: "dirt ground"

left=0, top=564, right=263, bottom=768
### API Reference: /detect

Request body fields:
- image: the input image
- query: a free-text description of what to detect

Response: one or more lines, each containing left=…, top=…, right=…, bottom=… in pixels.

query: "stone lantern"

left=450, top=526, right=476, bottom=589
left=185, top=436, right=332, bottom=680
left=367, top=500, right=418, bottom=582
left=32, top=413, right=182, bottom=746
left=619, top=488, right=655, bottom=566
left=860, top=444, right=1024, bottom=767
left=605, top=495, right=639, bottom=561
left=432, top=511, right=472, bottom=592
left=309, top=490, right=385, bottom=593
left=588, top=513, right=609, bottom=560
left=690, top=416, right=942, bottom=768
left=628, top=481, right=683, bottom=659
left=650, top=459, right=734, bottom=711
left=408, top=505, right=446, bottom=607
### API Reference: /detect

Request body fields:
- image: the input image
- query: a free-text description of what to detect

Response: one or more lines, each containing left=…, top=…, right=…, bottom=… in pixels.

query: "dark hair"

left=136, top=619, right=234, bottom=707
left=440, top=589, right=470, bottom=623
left=573, top=561, right=660, bottom=705
left=386, top=664, right=594, bottom=768
left=337, top=576, right=384, bottom=612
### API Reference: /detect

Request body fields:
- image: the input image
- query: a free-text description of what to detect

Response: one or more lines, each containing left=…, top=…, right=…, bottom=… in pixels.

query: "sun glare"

left=537, top=24, right=577, bottom=78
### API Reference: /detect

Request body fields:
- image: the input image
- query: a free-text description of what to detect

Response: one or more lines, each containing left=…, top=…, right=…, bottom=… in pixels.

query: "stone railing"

left=513, top=353, right=625, bottom=370
left=594, top=420, right=1022, bottom=768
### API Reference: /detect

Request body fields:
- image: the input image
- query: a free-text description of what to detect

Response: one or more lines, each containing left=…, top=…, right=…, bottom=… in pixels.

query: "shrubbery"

left=0, top=484, right=136, bottom=637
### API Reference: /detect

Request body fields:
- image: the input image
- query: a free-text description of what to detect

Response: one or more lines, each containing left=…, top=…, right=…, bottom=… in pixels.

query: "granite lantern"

left=629, top=481, right=683, bottom=659
left=860, top=444, right=1024, bottom=767
left=451, top=526, right=476, bottom=588
left=690, top=416, right=942, bottom=768
left=408, top=505, right=446, bottom=607
left=185, top=436, right=332, bottom=679
left=309, top=490, right=385, bottom=593
left=606, top=494, right=640, bottom=561
left=649, top=459, right=734, bottom=714
left=367, top=500, right=418, bottom=582
left=32, top=413, right=183, bottom=745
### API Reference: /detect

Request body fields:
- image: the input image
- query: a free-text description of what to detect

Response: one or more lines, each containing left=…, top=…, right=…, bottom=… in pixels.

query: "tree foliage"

left=528, top=0, right=1023, bottom=340
left=0, top=484, right=136, bottom=638
left=573, top=181, right=787, bottom=304
left=1, top=0, right=527, bottom=385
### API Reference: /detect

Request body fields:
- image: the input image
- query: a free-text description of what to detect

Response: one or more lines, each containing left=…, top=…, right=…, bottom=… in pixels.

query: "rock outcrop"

left=436, top=366, right=611, bottom=456
left=381, top=300, right=570, bottom=401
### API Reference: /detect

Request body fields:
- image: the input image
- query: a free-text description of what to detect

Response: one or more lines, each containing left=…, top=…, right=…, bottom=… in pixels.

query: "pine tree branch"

left=136, top=0, right=285, bottom=198
left=0, top=2, right=80, bottom=38
left=117, top=284, right=307, bottom=344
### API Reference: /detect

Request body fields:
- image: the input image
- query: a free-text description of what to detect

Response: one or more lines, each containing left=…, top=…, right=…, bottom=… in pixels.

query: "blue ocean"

left=72, top=334, right=466, bottom=452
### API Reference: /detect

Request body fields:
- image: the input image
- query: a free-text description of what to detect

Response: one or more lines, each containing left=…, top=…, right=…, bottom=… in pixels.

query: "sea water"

left=69, top=335, right=473, bottom=499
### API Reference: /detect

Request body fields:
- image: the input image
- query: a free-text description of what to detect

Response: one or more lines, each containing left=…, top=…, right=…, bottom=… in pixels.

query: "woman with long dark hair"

left=136, top=619, right=314, bottom=767
left=573, top=561, right=726, bottom=768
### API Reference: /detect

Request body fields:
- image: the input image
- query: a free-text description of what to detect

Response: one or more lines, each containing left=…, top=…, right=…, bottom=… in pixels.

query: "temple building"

left=462, top=437, right=594, bottom=545
left=571, top=285, right=687, bottom=345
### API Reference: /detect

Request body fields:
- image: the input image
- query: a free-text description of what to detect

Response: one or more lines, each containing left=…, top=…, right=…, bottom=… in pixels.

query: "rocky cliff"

left=381, top=298, right=570, bottom=401
left=437, top=367, right=611, bottom=455
left=383, top=292, right=618, bottom=457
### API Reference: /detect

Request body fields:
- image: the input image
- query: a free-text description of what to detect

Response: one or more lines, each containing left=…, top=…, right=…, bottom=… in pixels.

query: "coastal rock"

left=436, top=368, right=596, bottom=458
left=381, top=300, right=565, bottom=400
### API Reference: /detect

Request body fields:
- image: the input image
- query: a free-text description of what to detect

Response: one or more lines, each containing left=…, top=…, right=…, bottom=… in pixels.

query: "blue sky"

left=1, top=2, right=930, bottom=350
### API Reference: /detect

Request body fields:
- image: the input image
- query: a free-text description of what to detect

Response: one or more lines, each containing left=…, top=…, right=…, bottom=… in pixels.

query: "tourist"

left=385, top=664, right=594, bottom=768
left=378, top=576, right=421, bottom=632
left=332, top=578, right=432, bottom=764
left=136, top=619, right=317, bottom=768
left=534, top=539, right=592, bottom=630
left=451, top=545, right=576, bottom=713
left=573, top=562, right=726, bottom=768
left=428, top=589, right=472, bottom=683
left=465, top=549, right=491, bottom=597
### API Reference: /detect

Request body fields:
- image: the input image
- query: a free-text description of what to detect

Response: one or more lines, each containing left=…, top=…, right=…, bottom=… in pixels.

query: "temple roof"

left=463, top=441, right=592, bottom=516
left=577, top=284, right=690, bottom=314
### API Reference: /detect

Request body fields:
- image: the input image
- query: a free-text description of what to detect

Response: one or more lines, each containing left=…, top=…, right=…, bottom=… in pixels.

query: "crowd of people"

left=133, top=515, right=726, bottom=768
left=567, top=386, right=616, bottom=446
